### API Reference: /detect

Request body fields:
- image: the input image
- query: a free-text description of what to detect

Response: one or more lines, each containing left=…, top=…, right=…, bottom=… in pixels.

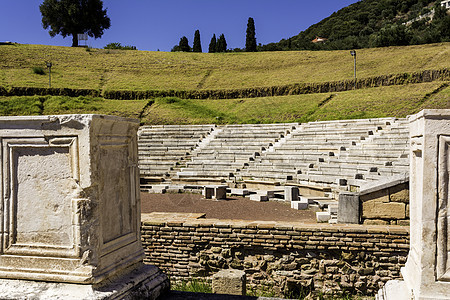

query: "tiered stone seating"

left=241, top=118, right=409, bottom=191
left=138, top=125, right=215, bottom=180
left=138, top=118, right=410, bottom=196
left=175, top=123, right=297, bottom=183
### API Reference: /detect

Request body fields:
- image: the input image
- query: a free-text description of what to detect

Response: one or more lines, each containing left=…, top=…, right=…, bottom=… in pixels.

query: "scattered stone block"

left=229, top=188, right=250, bottom=196
left=214, top=185, right=227, bottom=200
left=151, top=185, right=169, bottom=193
left=203, top=186, right=214, bottom=199
left=316, top=211, right=331, bottom=223
left=327, top=204, right=338, bottom=214
left=328, top=218, right=337, bottom=224
left=299, top=196, right=320, bottom=204
left=284, top=186, right=299, bottom=202
left=204, top=185, right=227, bottom=200
left=256, top=190, right=278, bottom=198
left=291, top=200, right=308, bottom=210
left=249, top=194, right=269, bottom=202
left=338, top=193, right=360, bottom=224
left=212, top=269, right=246, bottom=296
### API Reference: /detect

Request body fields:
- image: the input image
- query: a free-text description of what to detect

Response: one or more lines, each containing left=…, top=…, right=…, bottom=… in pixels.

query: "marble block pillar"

left=379, top=110, right=450, bottom=300
left=0, top=115, right=169, bottom=299
left=402, top=110, right=450, bottom=299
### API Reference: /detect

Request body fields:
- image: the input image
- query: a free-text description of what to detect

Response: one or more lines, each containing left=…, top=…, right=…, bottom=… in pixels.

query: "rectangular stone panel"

left=437, top=135, right=450, bottom=281
left=98, top=136, right=137, bottom=251
left=2, top=137, right=80, bottom=257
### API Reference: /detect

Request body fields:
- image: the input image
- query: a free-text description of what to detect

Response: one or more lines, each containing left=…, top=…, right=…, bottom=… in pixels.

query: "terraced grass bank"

left=1, top=43, right=449, bottom=91
left=1, top=82, right=448, bottom=124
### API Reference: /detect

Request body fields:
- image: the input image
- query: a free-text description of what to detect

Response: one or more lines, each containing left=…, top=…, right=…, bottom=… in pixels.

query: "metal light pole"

left=46, top=61, right=52, bottom=88
left=350, top=50, right=356, bottom=89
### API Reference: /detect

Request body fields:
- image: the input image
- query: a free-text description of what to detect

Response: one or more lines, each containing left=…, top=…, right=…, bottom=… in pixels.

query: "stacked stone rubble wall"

left=141, top=217, right=409, bottom=296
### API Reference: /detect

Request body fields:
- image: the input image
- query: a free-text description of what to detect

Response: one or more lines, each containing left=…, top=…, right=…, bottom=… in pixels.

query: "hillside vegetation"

left=265, top=0, right=450, bottom=51
left=0, top=43, right=449, bottom=124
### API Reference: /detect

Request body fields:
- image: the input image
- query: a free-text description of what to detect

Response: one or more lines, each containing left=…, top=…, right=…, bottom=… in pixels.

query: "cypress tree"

left=193, top=30, right=202, bottom=52
left=217, top=34, right=227, bottom=52
left=208, top=34, right=217, bottom=53
left=245, top=17, right=257, bottom=52
left=179, top=36, right=191, bottom=52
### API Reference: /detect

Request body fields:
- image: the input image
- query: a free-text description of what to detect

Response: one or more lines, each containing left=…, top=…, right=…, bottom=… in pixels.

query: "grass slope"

left=138, top=82, right=448, bottom=124
left=0, top=82, right=448, bottom=124
left=0, top=43, right=449, bottom=92
left=0, top=95, right=147, bottom=119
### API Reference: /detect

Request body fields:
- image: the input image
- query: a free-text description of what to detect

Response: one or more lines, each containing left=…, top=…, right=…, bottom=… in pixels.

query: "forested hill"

left=262, top=0, right=450, bottom=51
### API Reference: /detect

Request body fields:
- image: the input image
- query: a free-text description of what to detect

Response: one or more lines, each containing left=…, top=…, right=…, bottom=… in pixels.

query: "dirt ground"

left=141, top=192, right=317, bottom=223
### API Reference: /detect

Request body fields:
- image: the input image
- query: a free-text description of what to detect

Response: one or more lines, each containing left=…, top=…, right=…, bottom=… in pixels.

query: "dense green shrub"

left=7, top=87, right=100, bottom=97
left=32, top=67, right=45, bottom=75
left=104, top=42, right=137, bottom=50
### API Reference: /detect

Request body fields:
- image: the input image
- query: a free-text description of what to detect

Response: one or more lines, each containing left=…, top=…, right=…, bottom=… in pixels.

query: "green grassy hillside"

left=1, top=82, right=448, bottom=124
left=0, top=43, right=449, bottom=124
left=1, top=43, right=449, bottom=91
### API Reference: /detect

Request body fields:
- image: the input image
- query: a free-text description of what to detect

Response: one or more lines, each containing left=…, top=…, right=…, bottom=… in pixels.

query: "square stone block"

left=229, top=188, right=250, bottom=196
left=284, top=186, right=299, bottom=202
left=204, top=185, right=227, bottom=200
left=338, top=193, right=360, bottom=224
left=203, top=186, right=214, bottom=199
left=0, top=115, right=142, bottom=284
left=316, top=212, right=331, bottom=223
left=362, top=201, right=405, bottom=219
left=213, top=186, right=227, bottom=200
left=212, top=269, right=246, bottom=296
left=291, top=201, right=308, bottom=210
left=249, top=194, right=268, bottom=202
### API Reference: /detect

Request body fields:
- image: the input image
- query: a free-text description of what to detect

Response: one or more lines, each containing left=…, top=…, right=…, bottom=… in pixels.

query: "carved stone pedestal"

left=0, top=115, right=169, bottom=299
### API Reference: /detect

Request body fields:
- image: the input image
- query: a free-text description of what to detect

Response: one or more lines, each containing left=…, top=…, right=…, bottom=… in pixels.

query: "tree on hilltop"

left=208, top=34, right=217, bottom=53
left=179, top=36, right=191, bottom=52
left=193, top=30, right=202, bottom=52
left=216, top=34, right=227, bottom=52
left=245, top=17, right=257, bottom=52
left=40, top=0, right=111, bottom=47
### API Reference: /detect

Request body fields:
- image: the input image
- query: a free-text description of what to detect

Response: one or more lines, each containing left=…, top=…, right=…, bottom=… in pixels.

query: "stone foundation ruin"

left=0, top=115, right=169, bottom=299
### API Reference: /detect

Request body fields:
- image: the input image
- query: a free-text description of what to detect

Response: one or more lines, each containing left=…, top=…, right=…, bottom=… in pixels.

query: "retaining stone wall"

left=141, top=215, right=409, bottom=297
left=361, top=183, right=410, bottom=225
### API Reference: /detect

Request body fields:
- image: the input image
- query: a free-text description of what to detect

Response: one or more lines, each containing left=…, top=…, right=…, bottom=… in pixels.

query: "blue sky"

left=1, top=1, right=359, bottom=52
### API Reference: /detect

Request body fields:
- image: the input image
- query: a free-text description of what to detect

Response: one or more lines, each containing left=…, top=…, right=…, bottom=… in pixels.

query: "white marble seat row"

left=138, top=119, right=410, bottom=191
left=138, top=125, right=217, bottom=179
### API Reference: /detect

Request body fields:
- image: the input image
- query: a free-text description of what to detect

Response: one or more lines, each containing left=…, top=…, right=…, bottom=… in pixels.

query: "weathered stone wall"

left=141, top=215, right=409, bottom=296
left=361, top=183, right=409, bottom=225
